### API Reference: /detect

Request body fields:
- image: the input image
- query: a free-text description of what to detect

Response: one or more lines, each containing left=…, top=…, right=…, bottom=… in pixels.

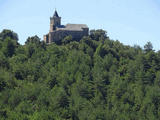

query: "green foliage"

left=62, top=35, right=73, bottom=45
left=0, top=29, right=160, bottom=119
left=0, top=29, right=18, bottom=42
left=90, top=29, right=108, bottom=41
left=1, top=37, right=17, bottom=57
left=144, top=41, right=153, bottom=52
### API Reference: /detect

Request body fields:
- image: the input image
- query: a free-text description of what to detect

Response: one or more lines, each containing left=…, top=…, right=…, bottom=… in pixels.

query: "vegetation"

left=0, top=29, right=160, bottom=120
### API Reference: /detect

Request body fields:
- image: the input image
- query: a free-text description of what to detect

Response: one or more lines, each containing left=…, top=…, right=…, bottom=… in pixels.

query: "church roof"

left=53, top=10, right=59, bottom=17
left=57, top=24, right=88, bottom=31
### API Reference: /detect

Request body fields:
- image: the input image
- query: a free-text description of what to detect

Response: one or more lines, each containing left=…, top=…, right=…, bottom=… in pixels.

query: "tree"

left=25, top=35, right=41, bottom=45
left=144, top=41, right=153, bottom=52
left=2, top=37, right=17, bottom=57
left=90, top=29, right=107, bottom=41
left=62, top=35, right=73, bottom=45
left=0, top=29, right=18, bottom=42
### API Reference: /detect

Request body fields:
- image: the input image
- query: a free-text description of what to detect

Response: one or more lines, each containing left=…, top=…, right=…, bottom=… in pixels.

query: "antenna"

left=47, top=0, right=58, bottom=16
left=47, top=0, right=52, bottom=12
left=54, top=0, right=57, bottom=10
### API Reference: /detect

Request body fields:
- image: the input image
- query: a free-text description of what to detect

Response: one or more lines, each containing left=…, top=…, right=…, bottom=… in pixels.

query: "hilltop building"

left=44, top=10, right=89, bottom=44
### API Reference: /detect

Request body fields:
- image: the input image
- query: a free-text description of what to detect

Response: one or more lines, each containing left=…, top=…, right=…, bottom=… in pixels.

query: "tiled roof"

left=57, top=24, right=88, bottom=31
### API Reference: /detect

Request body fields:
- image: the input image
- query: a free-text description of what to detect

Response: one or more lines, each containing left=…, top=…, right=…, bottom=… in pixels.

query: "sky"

left=0, top=0, right=160, bottom=50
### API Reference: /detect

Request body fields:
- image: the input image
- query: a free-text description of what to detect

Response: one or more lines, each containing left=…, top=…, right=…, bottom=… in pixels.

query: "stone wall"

left=49, top=29, right=89, bottom=43
left=43, top=34, right=49, bottom=43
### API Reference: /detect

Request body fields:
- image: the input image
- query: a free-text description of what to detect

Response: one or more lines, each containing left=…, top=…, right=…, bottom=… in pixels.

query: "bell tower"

left=50, top=10, right=61, bottom=32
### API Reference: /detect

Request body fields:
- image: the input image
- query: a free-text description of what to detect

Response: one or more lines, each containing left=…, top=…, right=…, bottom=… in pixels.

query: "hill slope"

left=0, top=29, right=160, bottom=120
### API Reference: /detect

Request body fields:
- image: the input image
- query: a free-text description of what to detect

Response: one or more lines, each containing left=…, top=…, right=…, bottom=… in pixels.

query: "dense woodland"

left=0, top=29, right=160, bottom=120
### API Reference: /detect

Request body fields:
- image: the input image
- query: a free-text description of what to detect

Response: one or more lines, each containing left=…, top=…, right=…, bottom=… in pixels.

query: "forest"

left=0, top=29, right=160, bottom=120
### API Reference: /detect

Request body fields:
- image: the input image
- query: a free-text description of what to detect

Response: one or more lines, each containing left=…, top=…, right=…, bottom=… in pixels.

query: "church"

left=44, top=10, right=89, bottom=44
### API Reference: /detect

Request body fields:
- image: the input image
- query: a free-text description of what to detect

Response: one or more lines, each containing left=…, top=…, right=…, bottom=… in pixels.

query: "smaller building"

left=44, top=10, right=89, bottom=44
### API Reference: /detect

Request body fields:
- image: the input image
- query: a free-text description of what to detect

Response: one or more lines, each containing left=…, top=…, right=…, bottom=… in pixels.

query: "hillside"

left=0, top=29, right=160, bottom=120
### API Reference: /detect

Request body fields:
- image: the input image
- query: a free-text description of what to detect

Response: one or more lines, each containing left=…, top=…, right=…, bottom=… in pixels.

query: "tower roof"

left=53, top=10, right=59, bottom=17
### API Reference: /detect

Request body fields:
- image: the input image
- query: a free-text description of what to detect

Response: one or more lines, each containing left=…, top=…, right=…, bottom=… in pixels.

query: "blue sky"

left=0, top=0, right=160, bottom=50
